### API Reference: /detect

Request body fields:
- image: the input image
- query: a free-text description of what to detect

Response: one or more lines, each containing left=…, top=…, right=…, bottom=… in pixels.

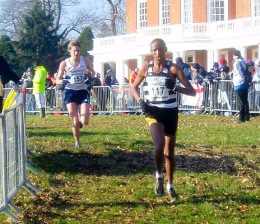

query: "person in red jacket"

left=130, top=68, right=138, bottom=85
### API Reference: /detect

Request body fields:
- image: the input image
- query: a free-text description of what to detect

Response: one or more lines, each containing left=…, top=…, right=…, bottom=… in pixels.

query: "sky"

left=63, top=0, right=106, bottom=38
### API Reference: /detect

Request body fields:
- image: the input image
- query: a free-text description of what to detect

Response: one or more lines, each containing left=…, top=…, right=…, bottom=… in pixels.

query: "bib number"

left=70, top=75, right=84, bottom=84
left=150, top=86, right=168, bottom=98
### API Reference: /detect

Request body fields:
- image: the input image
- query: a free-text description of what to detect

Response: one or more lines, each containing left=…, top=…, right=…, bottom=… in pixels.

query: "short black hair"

left=150, top=38, right=167, bottom=49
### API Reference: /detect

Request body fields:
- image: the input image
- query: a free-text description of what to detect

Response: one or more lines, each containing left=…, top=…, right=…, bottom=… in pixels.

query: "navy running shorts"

left=64, top=89, right=90, bottom=105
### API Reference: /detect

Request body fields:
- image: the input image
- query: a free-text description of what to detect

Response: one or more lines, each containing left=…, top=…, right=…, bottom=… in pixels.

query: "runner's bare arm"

left=132, top=64, right=149, bottom=103
left=56, top=61, right=66, bottom=85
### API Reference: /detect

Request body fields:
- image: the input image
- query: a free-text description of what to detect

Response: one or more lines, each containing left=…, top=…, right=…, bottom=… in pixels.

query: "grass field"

left=0, top=113, right=259, bottom=223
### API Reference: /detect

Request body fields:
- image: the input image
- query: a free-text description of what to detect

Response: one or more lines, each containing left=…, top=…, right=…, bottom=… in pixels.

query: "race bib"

left=70, top=75, right=85, bottom=84
left=148, top=85, right=169, bottom=100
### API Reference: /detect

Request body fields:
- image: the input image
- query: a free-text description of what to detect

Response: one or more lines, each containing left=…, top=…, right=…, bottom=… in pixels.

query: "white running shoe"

left=75, top=142, right=82, bottom=148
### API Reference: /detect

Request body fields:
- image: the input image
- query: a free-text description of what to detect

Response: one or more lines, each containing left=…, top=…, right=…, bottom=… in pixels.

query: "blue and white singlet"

left=64, top=56, right=88, bottom=90
left=142, top=60, right=177, bottom=109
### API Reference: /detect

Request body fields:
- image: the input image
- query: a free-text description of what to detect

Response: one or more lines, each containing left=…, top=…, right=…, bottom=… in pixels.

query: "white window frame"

left=181, top=0, right=193, bottom=24
left=252, top=0, right=260, bottom=17
left=137, top=0, right=147, bottom=29
left=208, top=0, right=228, bottom=22
left=160, top=0, right=170, bottom=25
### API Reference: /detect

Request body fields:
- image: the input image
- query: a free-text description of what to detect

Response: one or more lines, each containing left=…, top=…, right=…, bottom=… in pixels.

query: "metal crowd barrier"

left=0, top=96, right=39, bottom=223
left=6, top=80, right=260, bottom=116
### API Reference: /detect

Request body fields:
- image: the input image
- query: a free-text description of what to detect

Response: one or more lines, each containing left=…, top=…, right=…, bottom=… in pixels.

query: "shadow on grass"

left=187, top=194, right=260, bottom=205
left=31, top=148, right=236, bottom=176
left=26, top=129, right=129, bottom=139
left=22, top=194, right=259, bottom=223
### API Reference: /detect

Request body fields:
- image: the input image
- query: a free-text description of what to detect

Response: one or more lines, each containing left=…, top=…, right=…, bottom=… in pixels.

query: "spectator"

left=175, top=57, right=192, bottom=80
left=21, top=67, right=35, bottom=114
left=0, top=56, right=21, bottom=113
left=252, top=60, right=260, bottom=111
left=111, top=74, right=119, bottom=85
left=123, top=77, right=129, bottom=84
left=220, top=66, right=231, bottom=80
left=197, top=66, right=208, bottom=84
left=46, top=73, right=56, bottom=111
left=33, top=65, right=48, bottom=118
left=104, top=69, right=118, bottom=110
left=92, top=73, right=106, bottom=113
left=210, top=62, right=221, bottom=79
left=218, top=65, right=232, bottom=113
left=104, top=69, right=113, bottom=87
left=219, top=58, right=228, bottom=73
left=232, top=50, right=250, bottom=122
left=246, top=59, right=256, bottom=110
left=190, top=63, right=200, bottom=81
left=130, top=68, right=138, bottom=84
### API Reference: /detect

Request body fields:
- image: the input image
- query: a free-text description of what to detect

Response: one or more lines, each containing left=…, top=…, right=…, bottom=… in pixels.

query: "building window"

left=182, top=0, right=192, bottom=23
left=161, top=0, right=170, bottom=25
left=210, top=0, right=225, bottom=22
left=253, top=0, right=260, bottom=16
left=138, top=0, right=147, bottom=29
left=187, top=56, right=194, bottom=63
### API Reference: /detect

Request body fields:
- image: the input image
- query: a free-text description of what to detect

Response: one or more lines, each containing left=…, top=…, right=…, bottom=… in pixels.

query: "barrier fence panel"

left=0, top=102, right=39, bottom=223
left=90, top=86, right=113, bottom=115
left=210, top=80, right=236, bottom=115
left=6, top=80, right=260, bottom=116
left=110, top=85, right=141, bottom=114
left=178, top=81, right=205, bottom=114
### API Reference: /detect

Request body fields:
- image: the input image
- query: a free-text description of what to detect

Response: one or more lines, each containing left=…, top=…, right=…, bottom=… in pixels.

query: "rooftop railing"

left=93, top=16, right=260, bottom=52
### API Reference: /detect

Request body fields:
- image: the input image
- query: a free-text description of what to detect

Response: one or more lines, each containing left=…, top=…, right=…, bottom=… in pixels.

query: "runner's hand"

left=84, top=77, right=92, bottom=90
left=139, top=99, right=150, bottom=113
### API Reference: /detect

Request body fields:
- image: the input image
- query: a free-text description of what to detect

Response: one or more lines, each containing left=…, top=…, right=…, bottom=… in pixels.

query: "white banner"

left=181, top=83, right=204, bottom=107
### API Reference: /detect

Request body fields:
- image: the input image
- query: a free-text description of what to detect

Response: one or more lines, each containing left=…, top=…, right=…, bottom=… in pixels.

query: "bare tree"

left=0, top=0, right=81, bottom=39
left=106, top=0, right=124, bottom=36
left=0, top=0, right=126, bottom=40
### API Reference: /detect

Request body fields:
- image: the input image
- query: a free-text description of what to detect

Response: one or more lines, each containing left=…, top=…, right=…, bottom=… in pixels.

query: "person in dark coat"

left=0, top=56, right=21, bottom=112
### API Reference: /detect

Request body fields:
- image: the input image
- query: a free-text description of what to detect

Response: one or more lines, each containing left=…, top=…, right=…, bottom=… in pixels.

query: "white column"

left=179, top=51, right=186, bottom=62
left=93, top=60, right=105, bottom=80
left=239, top=47, right=247, bottom=60
left=116, top=60, right=125, bottom=85
left=213, top=49, right=219, bottom=64
left=207, top=50, right=214, bottom=71
left=258, top=44, right=260, bottom=59
left=137, top=55, right=144, bottom=69
left=172, top=52, right=179, bottom=61
left=123, top=62, right=128, bottom=79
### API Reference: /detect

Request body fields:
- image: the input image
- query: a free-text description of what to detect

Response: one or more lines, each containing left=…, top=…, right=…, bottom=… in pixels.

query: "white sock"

left=167, top=183, right=174, bottom=190
left=155, top=171, right=163, bottom=179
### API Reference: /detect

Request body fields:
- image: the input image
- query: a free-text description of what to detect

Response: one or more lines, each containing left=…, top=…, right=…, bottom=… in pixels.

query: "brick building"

left=91, top=0, right=260, bottom=84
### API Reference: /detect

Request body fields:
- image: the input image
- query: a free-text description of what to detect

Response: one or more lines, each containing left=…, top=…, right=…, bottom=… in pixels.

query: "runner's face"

left=70, top=46, right=80, bottom=58
left=150, top=41, right=166, bottom=61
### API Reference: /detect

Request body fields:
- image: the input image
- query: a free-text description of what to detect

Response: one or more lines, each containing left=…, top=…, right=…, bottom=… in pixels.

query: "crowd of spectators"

left=4, top=53, right=260, bottom=118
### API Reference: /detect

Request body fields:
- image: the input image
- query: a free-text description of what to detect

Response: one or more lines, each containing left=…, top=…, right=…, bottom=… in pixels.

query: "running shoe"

left=79, top=122, right=83, bottom=129
left=167, top=187, right=178, bottom=201
left=75, top=142, right=82, bottom=148
left=155, top=177, right=164, bottom=196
